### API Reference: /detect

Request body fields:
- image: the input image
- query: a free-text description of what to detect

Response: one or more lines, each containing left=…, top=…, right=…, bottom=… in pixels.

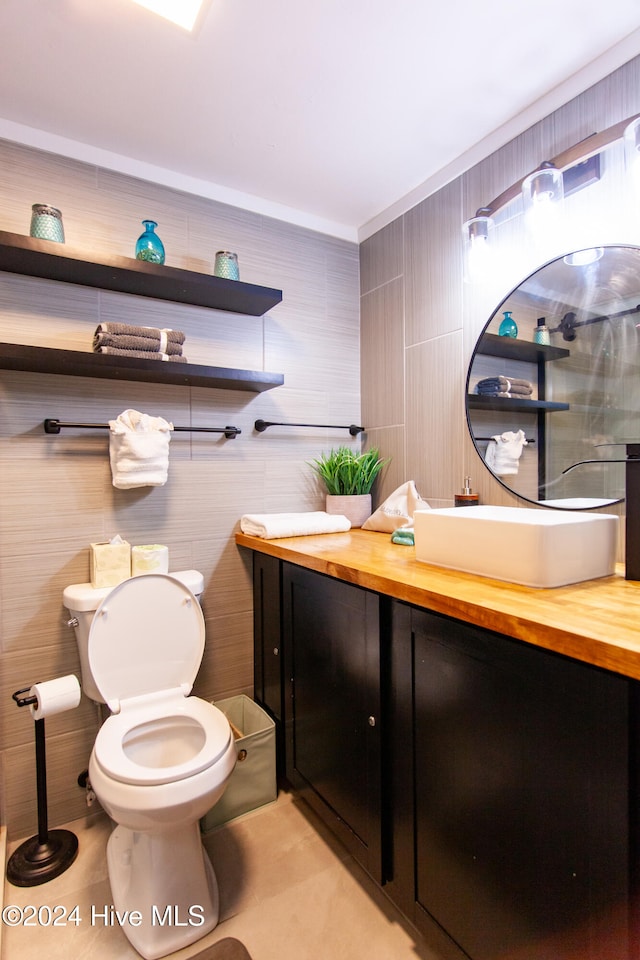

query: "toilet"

left=63, top=571, right=236, bottom=960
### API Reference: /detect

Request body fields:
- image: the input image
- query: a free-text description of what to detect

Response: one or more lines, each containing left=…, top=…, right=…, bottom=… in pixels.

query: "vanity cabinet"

left=252, top=552, right=286, bottom=776
left=389, top=602, right=633, bottom=960
left=281, top=562, right=383, bottom=882
left=248, top=544, right=638, bottom=960
left=252, top=552, right=383, bottom=880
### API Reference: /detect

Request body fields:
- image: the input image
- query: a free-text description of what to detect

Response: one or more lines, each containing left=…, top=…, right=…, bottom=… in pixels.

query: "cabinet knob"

left=273, top=646, right=279, bottom=656
left=368, top=716, right=376, bottom=727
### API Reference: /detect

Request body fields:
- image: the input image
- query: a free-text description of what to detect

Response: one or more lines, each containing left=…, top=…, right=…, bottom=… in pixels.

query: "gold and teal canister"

left=213, top=251, right=240, bottom=280
left=29, top=204, right=65, bottom=243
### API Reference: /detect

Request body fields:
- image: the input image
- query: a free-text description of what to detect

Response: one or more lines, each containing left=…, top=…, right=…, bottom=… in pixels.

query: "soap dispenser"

left=499, top=310, right=518, bottom=338
left=454, top=477, right=479, bottom=507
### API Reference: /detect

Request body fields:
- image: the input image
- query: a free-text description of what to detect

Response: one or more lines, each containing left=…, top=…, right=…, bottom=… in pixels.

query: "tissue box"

left=90, top=540, right=131, bottom=588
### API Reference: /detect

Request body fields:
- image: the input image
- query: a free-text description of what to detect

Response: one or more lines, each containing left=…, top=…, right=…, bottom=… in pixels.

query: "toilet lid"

left=88, top=574, right=205, bottom=709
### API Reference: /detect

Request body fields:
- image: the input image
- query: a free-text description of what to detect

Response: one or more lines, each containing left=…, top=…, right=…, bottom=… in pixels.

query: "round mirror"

left=466, top=245, right=640, bottom=508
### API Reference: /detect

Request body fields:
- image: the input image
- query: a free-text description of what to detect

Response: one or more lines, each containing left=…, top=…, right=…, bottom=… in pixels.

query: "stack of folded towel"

left=93, top=323, right=187, bottom=362
left=476, top=375, right=533, bottom=398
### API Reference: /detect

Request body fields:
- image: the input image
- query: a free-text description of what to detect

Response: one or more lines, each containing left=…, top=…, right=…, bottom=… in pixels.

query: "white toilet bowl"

left=63, top=572, right=236, bottom=960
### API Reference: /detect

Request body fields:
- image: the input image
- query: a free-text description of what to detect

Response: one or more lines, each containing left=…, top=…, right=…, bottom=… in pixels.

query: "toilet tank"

left=63, top=570, right=205, bottom=704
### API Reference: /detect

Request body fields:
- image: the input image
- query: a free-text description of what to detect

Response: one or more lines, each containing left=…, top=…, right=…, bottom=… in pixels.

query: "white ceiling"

left=1, top=0, right=639, bottom=241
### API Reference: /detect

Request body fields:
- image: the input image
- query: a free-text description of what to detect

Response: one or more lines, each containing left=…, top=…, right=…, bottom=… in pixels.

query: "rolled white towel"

left=240, top=511, right=351, bottom=539
left=109, top=409, right=174, bottom=489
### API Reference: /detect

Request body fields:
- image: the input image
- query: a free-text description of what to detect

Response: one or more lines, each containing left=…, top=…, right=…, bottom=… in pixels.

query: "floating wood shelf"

left=0, top=342, right=284, bottom=392
left=0, top=231, right=285, bottom=392
left=0, top=230, right=283, bottom=316
left=476, top=333, right=570, bottom=363
left=468, top=395, right=569, bottom=413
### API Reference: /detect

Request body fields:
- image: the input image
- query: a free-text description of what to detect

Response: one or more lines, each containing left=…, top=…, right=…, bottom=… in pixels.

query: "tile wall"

left=3, top=51, right=640, bottom=842
left=360, top=54, right=640, bottom=523
left=0, top=143, right=360, bottom=838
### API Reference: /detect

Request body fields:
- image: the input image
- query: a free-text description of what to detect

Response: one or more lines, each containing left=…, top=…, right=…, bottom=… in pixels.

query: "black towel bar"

left=43, top=419, right=241, bottom=439
left=254, top=419, right=364, bottom=436
left=477, top=435, right=535, bottom=443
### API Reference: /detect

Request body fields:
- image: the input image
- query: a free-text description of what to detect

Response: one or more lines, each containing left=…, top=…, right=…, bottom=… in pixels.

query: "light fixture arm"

left=466, top=113, right=640, bottom=222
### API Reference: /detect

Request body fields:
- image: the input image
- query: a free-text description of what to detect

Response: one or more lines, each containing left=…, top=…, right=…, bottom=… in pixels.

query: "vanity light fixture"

left=462, top=208, right=494, bottom=282
left=521, top=162, right=564, bottom=238
left=131, top=0, right=206, bottom=31
left=462, top=113, right=640, bottom=265
left=624, top=116, right=640, bottom=180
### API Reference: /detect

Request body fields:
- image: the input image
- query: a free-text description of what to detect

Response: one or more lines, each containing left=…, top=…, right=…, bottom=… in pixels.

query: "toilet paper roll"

left=131, top=544, right=170, bottom=576
left=29, top=675, right=81, bottom=720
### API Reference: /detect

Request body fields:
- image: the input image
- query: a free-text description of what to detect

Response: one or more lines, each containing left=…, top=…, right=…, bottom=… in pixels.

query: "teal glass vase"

left=498, top=310, right=518, bottom=337
left=135, top=220, right=165, bottom=264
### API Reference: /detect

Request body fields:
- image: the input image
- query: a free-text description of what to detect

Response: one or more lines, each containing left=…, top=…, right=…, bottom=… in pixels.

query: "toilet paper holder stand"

left=6, top=686, right=79, bottom=887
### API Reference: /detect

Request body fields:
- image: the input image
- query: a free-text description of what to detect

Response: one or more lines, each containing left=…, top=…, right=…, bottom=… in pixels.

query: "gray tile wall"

left=0, top=143, right=359, bottom=838
left=360, top=55, right=640, bottom=518
left=3, top=52, right=639, bottom=840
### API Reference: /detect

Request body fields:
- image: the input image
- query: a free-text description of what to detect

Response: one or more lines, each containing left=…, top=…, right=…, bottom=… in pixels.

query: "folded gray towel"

left=94, top=331, right=184, bottom=354
left=93, top=323, right=186, bottom=345
left=478, top=374, right=532, bottom=390
left=477, top=385, right=533, bottom=397
left=477, top=375, right=533, bottom=397
left=94, top=346, right=188, bottom=362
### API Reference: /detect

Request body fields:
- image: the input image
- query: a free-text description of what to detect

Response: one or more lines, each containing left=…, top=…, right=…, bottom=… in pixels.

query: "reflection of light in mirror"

left=564, top=248, right=604, bottom=267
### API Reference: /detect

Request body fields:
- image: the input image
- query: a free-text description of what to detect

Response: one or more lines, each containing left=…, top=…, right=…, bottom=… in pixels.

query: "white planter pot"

left=325, top=493, right=372, bottom=529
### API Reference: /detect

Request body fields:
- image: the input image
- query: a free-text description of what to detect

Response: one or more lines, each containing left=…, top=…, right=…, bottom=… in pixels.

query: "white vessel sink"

left=413, top=505, right=618, bottom=587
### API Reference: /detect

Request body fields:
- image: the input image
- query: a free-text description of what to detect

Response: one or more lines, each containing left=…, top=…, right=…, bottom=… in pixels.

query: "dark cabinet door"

left=253, top=552, right=283, bottom=720
left=283, top=562, right=382, bottom=881
left=411, top=607, right=631, bottom=960
left=252, top=553, right=285, bottom=776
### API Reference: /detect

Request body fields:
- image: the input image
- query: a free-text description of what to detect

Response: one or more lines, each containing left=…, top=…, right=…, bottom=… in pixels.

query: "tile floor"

left=2, top=790, right=443, bottom=960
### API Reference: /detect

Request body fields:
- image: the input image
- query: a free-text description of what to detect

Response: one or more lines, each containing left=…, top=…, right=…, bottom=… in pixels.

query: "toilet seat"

left=88, top=574, right=232, bottom=787
left=88, top=574, right=205, bottom=712
left=93, top=694, right=233, bottom=786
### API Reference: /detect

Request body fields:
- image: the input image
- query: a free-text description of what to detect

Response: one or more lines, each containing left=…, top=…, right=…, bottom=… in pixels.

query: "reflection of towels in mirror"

left=476, top=376, right=533, bottom=397
left=485, top=430, right=528, bottom=476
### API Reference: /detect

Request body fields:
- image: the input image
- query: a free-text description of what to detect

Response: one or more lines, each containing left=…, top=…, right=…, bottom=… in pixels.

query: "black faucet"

left=561, top=443, right=640, bottom=580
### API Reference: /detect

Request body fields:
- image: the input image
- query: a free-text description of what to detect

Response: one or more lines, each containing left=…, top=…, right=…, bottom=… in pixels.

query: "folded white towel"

left=484, top=430, right=528, bottom=476
left=240, top=511, right=351, bottom=539
left=109, top=409, right=174, bottom=489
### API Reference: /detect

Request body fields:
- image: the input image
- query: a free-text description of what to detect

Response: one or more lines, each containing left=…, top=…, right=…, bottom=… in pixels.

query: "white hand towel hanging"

left=484, top=429, right=528, bottom=476
left=108, top=409, right=174, bottom=489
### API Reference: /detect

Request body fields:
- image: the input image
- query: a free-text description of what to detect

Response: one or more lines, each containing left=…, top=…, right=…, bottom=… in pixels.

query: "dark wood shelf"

left=476, top=333, right=570, bottom=363
left=468, top=395, right=569, bottom=413
left=0, top=342, right=284, bottom=392
left=0, top=230, right=283, bottom=316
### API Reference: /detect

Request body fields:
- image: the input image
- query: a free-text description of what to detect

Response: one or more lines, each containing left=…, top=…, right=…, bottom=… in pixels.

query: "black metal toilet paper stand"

left=6, top=687, right=78, bottom=886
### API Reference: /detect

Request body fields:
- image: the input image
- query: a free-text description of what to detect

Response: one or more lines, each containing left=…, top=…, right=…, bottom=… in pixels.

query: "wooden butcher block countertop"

left=236, top=527, right=640, bottom=682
